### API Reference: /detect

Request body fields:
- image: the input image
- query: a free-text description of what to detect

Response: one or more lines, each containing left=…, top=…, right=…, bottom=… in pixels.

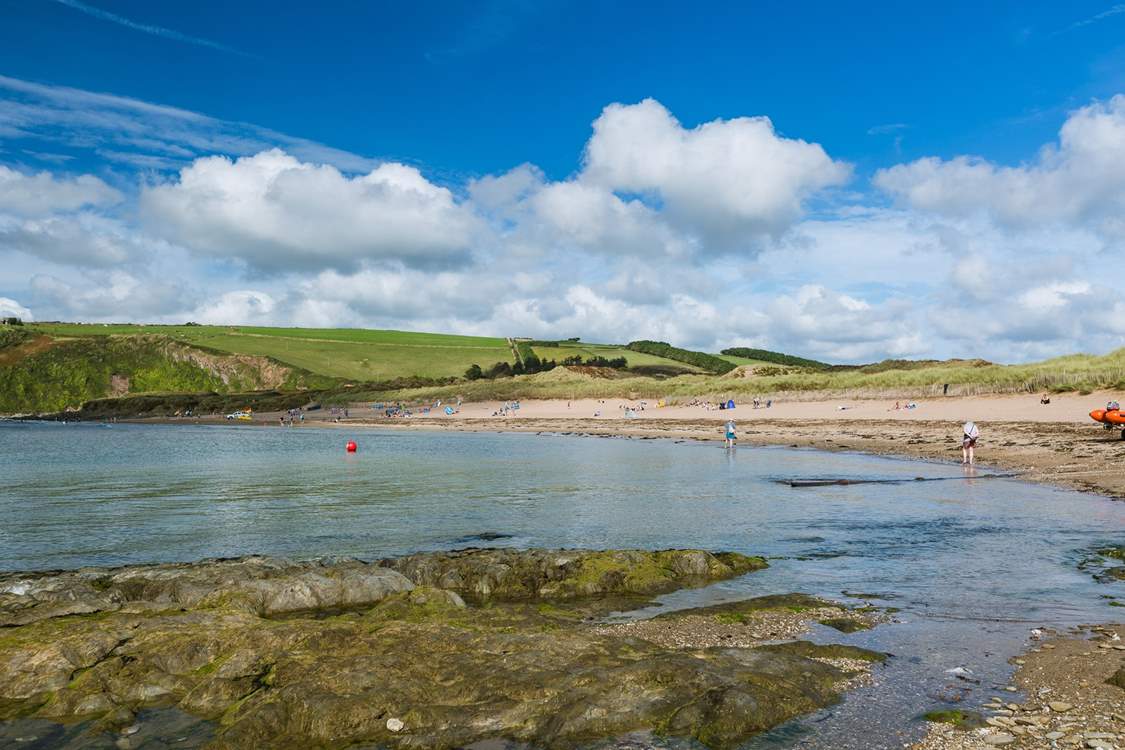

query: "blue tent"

left=726, top=399, right=735, bottom=409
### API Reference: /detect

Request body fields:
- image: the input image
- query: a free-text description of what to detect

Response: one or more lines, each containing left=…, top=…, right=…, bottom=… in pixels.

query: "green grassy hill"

left=29, top=323, right=515, bottom=382
left=1, top=323, right=707, bottom=415
left=7, top=322, right=1123, bottom=416
left=528, top=341, right=702, bottom=372
left=719, top=347, right=831, bottom=370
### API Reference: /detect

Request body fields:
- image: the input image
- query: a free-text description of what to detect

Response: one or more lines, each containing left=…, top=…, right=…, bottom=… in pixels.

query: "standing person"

left=962, top=421, right=980, bottom=464
left=725, top=419, right=737, bottom=449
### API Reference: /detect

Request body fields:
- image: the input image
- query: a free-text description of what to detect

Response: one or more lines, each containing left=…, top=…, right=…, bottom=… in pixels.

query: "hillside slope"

left=28, top=323, right=515, bottom=381
left=0, top=333, right=335, bottom=414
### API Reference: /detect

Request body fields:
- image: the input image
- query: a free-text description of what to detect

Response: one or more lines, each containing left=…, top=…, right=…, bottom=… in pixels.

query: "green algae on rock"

left=0, top=549, right=878, bottom=750
left=380, top=547, right=767, bottom=602
left=818, top=617, right=873, bottom=633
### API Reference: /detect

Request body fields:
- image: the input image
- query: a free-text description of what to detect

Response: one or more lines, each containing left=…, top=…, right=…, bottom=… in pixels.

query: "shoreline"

left=118, top=391, right=1125, bottom=501
left=912, top=624, right=1125, bottom=750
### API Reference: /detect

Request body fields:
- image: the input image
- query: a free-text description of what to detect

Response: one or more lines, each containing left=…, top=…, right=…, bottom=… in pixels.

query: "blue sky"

left=2, top=1, right=1125, bottom=362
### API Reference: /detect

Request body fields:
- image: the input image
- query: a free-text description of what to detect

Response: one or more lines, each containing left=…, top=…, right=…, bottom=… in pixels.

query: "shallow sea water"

left=1, top=421, right=1123, bottom=749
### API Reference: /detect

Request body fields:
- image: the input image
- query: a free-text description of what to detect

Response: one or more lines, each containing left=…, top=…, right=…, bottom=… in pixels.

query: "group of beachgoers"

left=492, top=401, right=521, bottom=417
left=277, top=408, right=306, bottom=426
left=687, top=398, right=770, bottom=411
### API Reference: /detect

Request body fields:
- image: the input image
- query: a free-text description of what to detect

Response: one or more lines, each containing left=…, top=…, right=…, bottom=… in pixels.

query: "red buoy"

left=346, top=440, right=357, bottom=453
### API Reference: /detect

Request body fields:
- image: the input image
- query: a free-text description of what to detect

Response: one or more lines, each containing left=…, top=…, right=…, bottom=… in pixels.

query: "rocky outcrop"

left=381, top=547, right=768, bottom=602
left=0, top=549, right=878, bottom=750
left=163, top=341, right=293, bottom=390
left=0, top=556, right=414, bottom=626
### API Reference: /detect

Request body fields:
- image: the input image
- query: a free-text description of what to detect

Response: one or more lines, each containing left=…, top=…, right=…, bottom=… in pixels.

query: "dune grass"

left=357, top=347, right=1125, bottom=404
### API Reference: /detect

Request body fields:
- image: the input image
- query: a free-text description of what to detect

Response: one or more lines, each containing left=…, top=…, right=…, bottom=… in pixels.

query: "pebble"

left=1049, top=701, right=1074, bottom=712
left=1004, top=686, right=1018, bottom=692
left=982, top=733, right=1016, bottom=745
left=1047, top=731, right=1065, bottom=740
left=386, top=718, right=404, bottom=732
left=1085, top=741, right=1112, bottom=749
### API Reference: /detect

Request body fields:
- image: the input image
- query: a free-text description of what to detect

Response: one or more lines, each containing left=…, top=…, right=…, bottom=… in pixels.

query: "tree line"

left=464, top=353, right=628, bottom=380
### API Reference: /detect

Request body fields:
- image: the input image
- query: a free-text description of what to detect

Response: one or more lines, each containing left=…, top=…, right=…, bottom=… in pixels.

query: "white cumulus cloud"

left=140, top=149, right=482, bottom=272
left=0, top=213, right=149, bottom=267
left=0, top=166, right=122, bottom=217
left=581, top=98, right=851, bottom=246
left=0, top=296, right=32, bottom=320
left=874, top=95, right=1125, bottom=232
left=189, top=290, right=278, bottom=325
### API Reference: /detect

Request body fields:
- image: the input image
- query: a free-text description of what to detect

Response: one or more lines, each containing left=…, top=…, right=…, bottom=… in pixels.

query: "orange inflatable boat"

left=1091, top=407, right=1125, bottom=437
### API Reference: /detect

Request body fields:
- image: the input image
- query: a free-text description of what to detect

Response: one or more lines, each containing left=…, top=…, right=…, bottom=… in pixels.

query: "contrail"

left=1054, top=3, right=1125, bottom=35
left=52, top=0, right=255, bottom=58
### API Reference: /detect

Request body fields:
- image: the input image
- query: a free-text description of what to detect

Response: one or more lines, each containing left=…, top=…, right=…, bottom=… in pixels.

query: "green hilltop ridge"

left=720, top=347, right=832, bottom=370
left=1, top=321, right=1124, bottom=417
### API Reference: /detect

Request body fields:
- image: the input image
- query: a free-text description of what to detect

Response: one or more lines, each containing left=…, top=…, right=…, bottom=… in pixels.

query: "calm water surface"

left=1, top=421, right=1122, bottom=749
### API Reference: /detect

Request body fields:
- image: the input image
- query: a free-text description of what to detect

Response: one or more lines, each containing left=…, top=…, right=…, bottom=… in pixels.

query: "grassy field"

left=716, top=354, right=779, bottom=367
left=28, top=323, right=515, bottom=381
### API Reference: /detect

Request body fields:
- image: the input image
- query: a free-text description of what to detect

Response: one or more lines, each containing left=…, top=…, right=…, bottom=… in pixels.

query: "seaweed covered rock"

left=0, top=549, right=874, bottom=750
left=0, top=556, right=414, bottom=625
left=380, top=547, right=766, bottom=602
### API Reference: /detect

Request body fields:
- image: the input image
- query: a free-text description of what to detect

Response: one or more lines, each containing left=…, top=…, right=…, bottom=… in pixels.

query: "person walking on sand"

left=725, top=419, right=737, bottom=449
left=962, top=421, right=980, bottom=464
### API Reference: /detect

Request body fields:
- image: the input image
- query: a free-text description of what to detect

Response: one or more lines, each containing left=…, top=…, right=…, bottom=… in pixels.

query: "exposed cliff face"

left=0, top=334, right=324, bottom=415
left=162, top=342, right=293, bottom=390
